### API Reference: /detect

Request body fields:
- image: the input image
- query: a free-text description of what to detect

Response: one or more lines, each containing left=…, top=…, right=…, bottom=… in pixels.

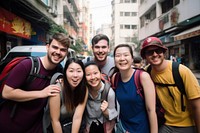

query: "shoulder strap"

left=26, top=56, right=41, bottom=83
left=28, top=56, right=51, bottom=80
left=101, top=82, right=111, bottom=101
left=146, top=64, right=152, bottom=74
left=134, top=69, right=144, bottom=99
left=172, top=62, right=186, bottom=111
left=87, top=56, right=90, bottom=62
left=111, top=72, right=120, bottom=90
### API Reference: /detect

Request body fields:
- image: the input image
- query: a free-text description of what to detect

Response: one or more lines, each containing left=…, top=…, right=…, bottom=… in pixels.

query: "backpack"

left=0, top=57, right=40, bottom=105
left=147, top=62, right=186, bottom=112
left=111, top=69, right=166, bottom=127
left=0, top=56, right=51, bottom=118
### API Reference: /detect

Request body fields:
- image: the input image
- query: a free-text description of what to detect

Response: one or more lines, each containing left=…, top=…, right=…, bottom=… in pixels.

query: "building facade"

left=0, top=0, right=62, bottom=60
left=139, top=0, right=200, bottom=70
left=111, top=0, right=139, bottom=50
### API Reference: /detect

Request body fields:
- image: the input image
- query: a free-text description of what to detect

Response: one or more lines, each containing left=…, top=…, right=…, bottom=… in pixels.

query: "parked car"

left=0, top=45, right=76, bottom=72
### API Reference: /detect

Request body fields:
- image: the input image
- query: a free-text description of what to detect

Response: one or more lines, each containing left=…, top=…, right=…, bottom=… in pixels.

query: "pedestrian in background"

left=84, top=61, right=118, bottom=133
left=82, top=34, right=114, bottom=76
left=112, top=44, right=158, bottom=133
left=0, top=33, right=70, bottom=133
left=48, top=58, right=88, bottom=133
left=140, top=36, right=200, bottom=133
left=133, top=56, right=144, bottom=69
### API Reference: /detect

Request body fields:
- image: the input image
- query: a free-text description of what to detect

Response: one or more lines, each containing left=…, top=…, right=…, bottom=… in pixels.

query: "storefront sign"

left=0, top=7, right=31, bottom=39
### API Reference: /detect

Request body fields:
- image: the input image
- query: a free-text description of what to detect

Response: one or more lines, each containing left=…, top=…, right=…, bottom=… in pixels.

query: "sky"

left=89, top=0, right=112, bottom=29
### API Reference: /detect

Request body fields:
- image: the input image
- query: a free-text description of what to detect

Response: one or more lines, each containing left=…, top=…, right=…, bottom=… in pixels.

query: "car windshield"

left=5, top=52, right=47, bottom=59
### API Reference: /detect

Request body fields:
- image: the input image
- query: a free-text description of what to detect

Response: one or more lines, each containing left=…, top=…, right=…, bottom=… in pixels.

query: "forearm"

left=52, top=120, right=63, bottom=133
left=3, top=87, right=44, bottom=102
left=147, top=111, right=158, bottom=133
left=71, top=117, right=81, bottom=133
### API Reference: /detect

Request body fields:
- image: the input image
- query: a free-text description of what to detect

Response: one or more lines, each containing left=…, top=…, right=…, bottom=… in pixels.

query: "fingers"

left=47, top=84, right=61, bottom=96
left=100, top=100, right=108, bottom=112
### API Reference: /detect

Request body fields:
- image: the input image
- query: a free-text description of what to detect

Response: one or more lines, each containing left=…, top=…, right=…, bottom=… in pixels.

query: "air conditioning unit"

left=145, top=19, right=150, bottom=25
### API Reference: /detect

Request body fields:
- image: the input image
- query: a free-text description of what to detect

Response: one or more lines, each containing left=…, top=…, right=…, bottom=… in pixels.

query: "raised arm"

left=2, top=84, right=60, bottom=102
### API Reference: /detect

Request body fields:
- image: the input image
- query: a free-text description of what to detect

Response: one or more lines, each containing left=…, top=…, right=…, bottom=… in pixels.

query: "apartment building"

left=111, top=0, right=139, bottom=51
left=139, top=0, right=200, bottom=70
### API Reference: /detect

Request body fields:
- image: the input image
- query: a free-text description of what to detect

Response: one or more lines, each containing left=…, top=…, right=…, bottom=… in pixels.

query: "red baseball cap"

left=140, top=37, right=168, bottom=58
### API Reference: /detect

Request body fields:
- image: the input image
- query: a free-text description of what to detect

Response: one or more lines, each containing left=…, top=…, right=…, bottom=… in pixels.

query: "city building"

left=111, top=0, right=139, bottom=51
left=0, top=0, right=91, bottom=60
left=0, top=0, right=63, bottom=60
left=139, top=0, right=200, bottom=70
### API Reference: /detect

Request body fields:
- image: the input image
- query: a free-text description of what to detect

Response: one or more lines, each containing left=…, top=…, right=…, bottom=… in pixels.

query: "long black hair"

left=63, top=58, right=87, bottom=113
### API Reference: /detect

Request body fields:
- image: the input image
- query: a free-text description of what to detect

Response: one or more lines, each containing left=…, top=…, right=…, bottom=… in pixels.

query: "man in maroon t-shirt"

left=0, top=33, right=70, bottom=133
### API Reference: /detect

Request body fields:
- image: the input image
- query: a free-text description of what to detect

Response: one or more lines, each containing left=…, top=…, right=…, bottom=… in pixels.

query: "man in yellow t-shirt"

left=140, top=37, right=200, bottom=133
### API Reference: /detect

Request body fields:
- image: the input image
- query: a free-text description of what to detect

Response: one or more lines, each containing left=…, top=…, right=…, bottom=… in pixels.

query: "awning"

left=173, top=25, right=200, bottom=41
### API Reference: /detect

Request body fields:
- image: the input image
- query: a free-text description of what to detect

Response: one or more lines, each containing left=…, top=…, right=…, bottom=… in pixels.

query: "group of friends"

left=0, top=32, right=200, bottom=133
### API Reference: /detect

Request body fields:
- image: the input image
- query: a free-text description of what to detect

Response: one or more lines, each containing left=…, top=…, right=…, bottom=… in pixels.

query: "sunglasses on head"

left=145, top=48, right=164, bottom=56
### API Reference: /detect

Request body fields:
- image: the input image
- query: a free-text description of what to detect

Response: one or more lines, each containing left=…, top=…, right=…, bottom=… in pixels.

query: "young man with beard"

left=140, top=37, right=200, bottom=133
left=0, top=33, right=70, bottom=133
left=83, top=34, right=114, bottom=75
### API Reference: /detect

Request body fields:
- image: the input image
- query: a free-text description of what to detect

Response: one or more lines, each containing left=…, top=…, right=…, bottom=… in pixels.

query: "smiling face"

left=92, top=39, right=110, bottom=62
left=46, top=39, right=68, bottom=65
left=144, top=46, right=165, bottom=66
left=85, top=64, right=102, bottom=91
left=114, top=47, right=133, bottom=71
left=66, top=62, right=84, bottom=89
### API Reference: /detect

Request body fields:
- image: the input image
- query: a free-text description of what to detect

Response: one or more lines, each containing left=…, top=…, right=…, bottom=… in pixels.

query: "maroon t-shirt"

left=0, top=58, right=58, bottom=133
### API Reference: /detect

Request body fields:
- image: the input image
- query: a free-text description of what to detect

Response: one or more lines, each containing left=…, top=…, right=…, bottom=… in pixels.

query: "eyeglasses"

left=145, top=49, right=164, bottom=56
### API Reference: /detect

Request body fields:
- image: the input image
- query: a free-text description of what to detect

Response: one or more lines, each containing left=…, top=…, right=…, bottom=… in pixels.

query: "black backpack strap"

left=172, top=62, right=186, bottom=111
left=146, top=64, right=152, bottom=74
left=101, top=82, right=111, bottom=101
left=28, top=56, right=51, bottom=80
left=9, top=56, right=40, bottom=119
left=26, top=56, right=40, bottom=82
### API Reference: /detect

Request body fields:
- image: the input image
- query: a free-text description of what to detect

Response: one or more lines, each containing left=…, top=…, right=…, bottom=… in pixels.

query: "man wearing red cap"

left=141, top=37, right=200, bottom=133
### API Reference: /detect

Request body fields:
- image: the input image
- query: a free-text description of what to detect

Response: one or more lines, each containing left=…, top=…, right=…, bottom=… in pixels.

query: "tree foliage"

left=49, top=23, right=67, bottom=35
left=69, top=39, right=84, bottom=54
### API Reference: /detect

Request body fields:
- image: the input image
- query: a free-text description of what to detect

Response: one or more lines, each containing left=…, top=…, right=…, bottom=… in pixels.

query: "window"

left=120, top=0, right=123, bottom=3
left=161, top=0, right=180, bottom=13
left=124, top=25, right=130, bottom=29
left=125, top=0, right=130, bottom=3
left=131, top=12, right=137, bottom=16
left=120, top=25, right=123, bottom=29
left=131, top=0, right=137, bottom=3
left=124, top=12, right=130, bottom=16
left=131, top=25, right=137, bottom=29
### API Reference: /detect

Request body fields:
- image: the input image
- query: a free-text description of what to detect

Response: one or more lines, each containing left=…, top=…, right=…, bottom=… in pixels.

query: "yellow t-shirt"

left=150, top=61, right=200, bottom=126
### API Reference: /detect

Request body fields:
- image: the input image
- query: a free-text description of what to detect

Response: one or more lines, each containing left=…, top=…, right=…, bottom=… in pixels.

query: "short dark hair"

left=48, top=33, right=70, bottom=48
left=133, top=56, right=142, bottom=63
left=84, top=61, right=101, bottom=73
left=91, top=34, right=109, bottom=46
